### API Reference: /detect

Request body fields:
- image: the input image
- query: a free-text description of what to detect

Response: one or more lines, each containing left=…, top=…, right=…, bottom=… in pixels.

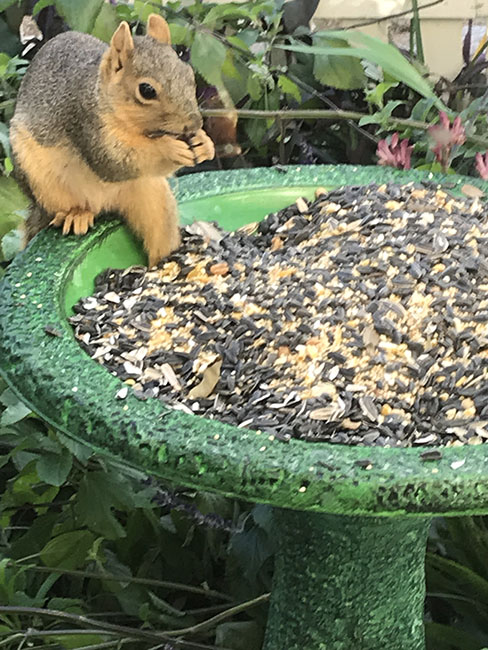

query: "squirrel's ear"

left=101, top=21, right=134, bottom=79
left=111, top=21, right=134, bottom=64
left=147, top=13, right=171, bottom=44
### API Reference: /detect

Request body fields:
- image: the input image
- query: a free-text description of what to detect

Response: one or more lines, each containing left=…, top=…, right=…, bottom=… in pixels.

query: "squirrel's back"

left=13, top=31, right=106, bottom=145
left=9, top=14, right=215, bottom=265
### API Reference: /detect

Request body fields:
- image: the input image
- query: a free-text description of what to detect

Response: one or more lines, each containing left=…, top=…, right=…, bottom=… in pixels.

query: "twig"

left=0, top=634, right=23, bottom=648
left=164, top=593, right=270, bottom=638
left=8, top=561, right=232, bottom=602
left=0, top=607, right=237, bottom=649
left=0, top=606, right=173, bottom=644
left=67, top=642, right=132, bottom=650
left=25, top=639, right=130, bottom=650
left=0, top=628, right=122, bottom=637
left=344, top=0, right=445, bottom=30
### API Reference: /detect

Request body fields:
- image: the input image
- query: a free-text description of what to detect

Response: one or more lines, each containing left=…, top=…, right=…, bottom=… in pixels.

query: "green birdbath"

left=2, top=164, right=488, bottom=650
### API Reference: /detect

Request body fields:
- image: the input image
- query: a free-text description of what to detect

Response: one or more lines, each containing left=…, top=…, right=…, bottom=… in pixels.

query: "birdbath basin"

left=2, top=164, right=488, bottom=650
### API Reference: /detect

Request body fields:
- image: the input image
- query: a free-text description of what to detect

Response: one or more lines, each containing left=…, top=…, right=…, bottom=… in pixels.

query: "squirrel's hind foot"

left=50, top=209, right=96, bottom=235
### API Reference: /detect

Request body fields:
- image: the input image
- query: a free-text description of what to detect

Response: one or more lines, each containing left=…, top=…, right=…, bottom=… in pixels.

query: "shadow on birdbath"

left=1, top=164, right=488, bottom=650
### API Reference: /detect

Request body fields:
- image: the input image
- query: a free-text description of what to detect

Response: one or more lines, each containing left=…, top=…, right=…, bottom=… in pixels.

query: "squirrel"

left=9, top=13, right=215, bottom=266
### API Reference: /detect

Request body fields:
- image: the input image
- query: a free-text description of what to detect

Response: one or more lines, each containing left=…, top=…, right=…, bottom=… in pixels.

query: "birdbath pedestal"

left=2, top=165, right=488, bottom=650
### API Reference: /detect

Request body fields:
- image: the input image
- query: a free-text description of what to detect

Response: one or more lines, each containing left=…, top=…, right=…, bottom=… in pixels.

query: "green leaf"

left=427, top=552, right=488, bottom=604
left=411, top=97, right=437, bottom=122
left=115, top=4, right=133, bottom=22
left=365, top=81, right=399, bottom=109
left=358, top=100, right=404, bottom=127
left=57, top=432, right=93, bottom=464
left=54, top=0, right=104, bottom=33
left=190, top=31, right=227, bottom=87
left=9, top=513, right=58, bottom=560
left=1, top=226, right=23, bottom=261
left=0, top=389, right=31, bottom=425
left=47, top=597, right=83, bottom=613
left=33, top=0, right=54, bottom=14
left=278, top=75, right=301, bottom=102
left=45, top=634, right=105, bottom=648
left=226, top=34, right=251, bottom=52
left=222, top=51, right=241, bottom=81
left=0, top=54, right=10, bottom=78
left=169, top=22, right=193, bottom=47
left=0, top=176, right=28, bottom=247
left=312, top=34, right=366, bottom=90
left=245, top=116, right=267, bottom=149
left=76, top=471, right=129, bottom=539
left=0, top=16, right=22, bottom=56
left=247, top=73, right=263, bottom=102
left=90, top=2, right=120, bottom=43
left=40, top=530, right=95, bottom=569
left=36, top=447, right=73, bottom=486
left=230, top=524, right=274, bottom=583
left=202, top=4, right=253, bottom=28
left=0, top=0, right=20, bottom=11
left=425, top=621, right=485, bottom=650
left=133, top=0, right=154, bottom=23
left=282, top=30, right=445, bottom=109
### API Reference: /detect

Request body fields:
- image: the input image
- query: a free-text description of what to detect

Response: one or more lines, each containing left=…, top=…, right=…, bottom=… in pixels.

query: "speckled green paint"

left=2, top=164, right=488, bottom=650
left=264, top=510, right=431, bottom=650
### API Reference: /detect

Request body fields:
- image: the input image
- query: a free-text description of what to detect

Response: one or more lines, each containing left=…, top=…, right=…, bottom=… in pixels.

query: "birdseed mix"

left=70, top=181, right=488, bottom=447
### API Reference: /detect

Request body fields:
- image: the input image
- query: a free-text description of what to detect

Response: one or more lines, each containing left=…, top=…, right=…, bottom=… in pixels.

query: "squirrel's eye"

left=138, top=83, right=157, bottom=101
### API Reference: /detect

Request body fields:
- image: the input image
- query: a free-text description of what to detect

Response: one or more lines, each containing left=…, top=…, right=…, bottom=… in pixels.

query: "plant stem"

left=410, top=0, right=425, bottom=64
left=0, top=607, right=236, bottom=649
left=8, top=561, right=231, bottom=601
left=200, top=108, right=488, bottom=149
left=67, top=642, right=133, bottom=650
left=0, top=607, right=172, bottom=644
left=0, top=634, right=23, bottom=648
left=164, top=593, right=270, bottom=637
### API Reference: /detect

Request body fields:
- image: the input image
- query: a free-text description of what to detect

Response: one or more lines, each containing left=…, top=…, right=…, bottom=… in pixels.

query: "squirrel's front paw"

left=50, top=209, right=96, bottom=235
left=190, top=130, right=215, bottom=164
left=164, top=137, right=197, bottom=167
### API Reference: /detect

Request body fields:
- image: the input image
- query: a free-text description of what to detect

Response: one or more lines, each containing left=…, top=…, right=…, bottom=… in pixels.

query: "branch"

left=164, top=593, right=270, bottom=637
left=0, top=607, right=236, bottom=650
left=200, top=108, right=488, bottom=149
left=0, top=607, right=162, bottom=644
left=9, top=561, right=231, bottom=601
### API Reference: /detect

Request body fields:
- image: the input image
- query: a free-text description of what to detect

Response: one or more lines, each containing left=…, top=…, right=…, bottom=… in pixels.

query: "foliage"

left=0, top=379, right=272, bottom=649
left=426, top=518, right=488, bottom=650
left=1, top=1, right=488, bottom=648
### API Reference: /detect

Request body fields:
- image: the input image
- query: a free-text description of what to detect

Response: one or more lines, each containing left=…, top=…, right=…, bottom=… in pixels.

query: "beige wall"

left=313, top=0, right=488, bottom=78
left=314, top=0, right=487, bottom=19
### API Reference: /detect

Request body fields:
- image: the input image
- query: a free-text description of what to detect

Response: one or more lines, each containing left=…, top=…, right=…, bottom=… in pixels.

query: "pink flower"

left=429, top=111, right=466, bottom=171
left=475, top=152, right=488, bottom=180
left=376, top=133, right=413, bottom=170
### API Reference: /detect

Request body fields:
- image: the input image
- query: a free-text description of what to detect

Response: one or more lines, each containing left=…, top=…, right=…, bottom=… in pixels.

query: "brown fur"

left=10, top=13, right=215, bottom=265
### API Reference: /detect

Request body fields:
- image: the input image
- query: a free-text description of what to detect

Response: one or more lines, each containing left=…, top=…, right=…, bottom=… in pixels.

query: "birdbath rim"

left=2, top=163, right=488, bottom=517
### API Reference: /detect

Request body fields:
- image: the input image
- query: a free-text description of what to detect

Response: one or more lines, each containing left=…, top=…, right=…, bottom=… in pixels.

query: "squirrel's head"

left=99, top=14, right=202, bottom=138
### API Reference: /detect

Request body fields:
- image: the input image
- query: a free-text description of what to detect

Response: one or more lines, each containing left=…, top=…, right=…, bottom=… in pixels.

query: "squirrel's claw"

left=189, top=129, right=215, bottom=164
left=50, top=209, right=95, bottom=236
